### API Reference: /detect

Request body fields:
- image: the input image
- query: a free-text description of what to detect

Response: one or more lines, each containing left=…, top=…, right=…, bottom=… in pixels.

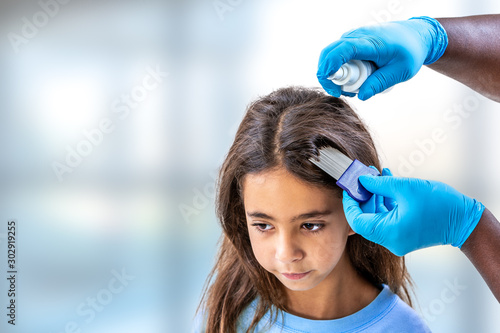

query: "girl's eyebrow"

left=246, top=210, right=332, bottom=222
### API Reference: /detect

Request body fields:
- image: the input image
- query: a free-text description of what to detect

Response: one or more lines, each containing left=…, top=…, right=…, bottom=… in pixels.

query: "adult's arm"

left=430, top=15, right=500, bottom=102
left=460, top=208, right=500, bottom=302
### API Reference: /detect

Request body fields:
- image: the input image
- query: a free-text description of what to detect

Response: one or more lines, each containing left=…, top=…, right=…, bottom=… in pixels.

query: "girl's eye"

left=251, top=223, right=273, bottom=232
left=302, top=223, right=323, bottom=232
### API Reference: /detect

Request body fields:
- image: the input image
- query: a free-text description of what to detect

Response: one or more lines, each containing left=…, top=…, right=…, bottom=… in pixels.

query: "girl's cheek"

left=314, top=230, right=348, bottom=261
left=249, top=233, right=269, bottom=264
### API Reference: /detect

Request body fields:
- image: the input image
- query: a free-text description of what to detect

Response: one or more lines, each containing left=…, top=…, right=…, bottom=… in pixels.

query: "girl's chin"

left=277, top=274, right=324, bottom=292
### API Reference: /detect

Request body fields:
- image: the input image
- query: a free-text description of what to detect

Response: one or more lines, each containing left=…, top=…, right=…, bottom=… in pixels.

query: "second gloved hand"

left=317, top=16, right=448, bottom=100
left=343, top=169, right=485, bottom=256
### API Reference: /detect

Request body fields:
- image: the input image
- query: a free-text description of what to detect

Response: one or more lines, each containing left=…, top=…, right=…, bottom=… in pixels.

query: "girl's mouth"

left=282, top=271, right=311, bottom=280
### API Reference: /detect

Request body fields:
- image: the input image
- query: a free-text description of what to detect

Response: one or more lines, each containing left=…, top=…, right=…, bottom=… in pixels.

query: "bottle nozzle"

left=328, top=64, right=355, bottom=86
left=327, top=60, right=373, bottom=93
left=329, top=66, right=348, bottom=81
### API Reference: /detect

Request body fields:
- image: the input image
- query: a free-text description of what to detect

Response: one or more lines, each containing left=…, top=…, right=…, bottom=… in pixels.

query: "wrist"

left=409, top=16, right=449, bottom=65
left=454, top=200, right=485, bottom=248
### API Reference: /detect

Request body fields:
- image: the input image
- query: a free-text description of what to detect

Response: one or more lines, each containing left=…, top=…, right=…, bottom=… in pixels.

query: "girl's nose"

left=275, top=233, right=304, bottom=264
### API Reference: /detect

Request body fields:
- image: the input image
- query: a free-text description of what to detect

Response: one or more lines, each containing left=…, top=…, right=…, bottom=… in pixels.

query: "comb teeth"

left=309, top=147, right=353, bottom=180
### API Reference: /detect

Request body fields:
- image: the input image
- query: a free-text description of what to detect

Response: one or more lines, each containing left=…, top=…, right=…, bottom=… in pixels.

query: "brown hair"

left=197, top=86, right=412, bottom=332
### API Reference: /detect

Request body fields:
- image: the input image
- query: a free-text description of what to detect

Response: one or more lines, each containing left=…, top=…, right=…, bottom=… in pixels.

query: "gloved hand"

left=343, top=168, right=485, bottom=256
left=317, top=16, right=448, bottom=100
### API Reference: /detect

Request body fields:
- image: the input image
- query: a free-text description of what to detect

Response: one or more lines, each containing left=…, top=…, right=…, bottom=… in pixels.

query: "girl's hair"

left=197, top=86, right=413, bottom=333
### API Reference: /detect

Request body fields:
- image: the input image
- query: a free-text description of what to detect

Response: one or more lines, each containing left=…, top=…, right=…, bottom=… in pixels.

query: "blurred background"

left=0, top=0, right=499, bottom=332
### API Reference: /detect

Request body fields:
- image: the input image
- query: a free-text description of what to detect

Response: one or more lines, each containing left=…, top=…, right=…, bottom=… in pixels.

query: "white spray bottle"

left=328, top=60, right=377, bottom=94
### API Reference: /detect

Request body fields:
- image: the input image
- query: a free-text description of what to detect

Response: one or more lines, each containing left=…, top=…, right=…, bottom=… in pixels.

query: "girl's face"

left=242, top=167, right=354, bottom=292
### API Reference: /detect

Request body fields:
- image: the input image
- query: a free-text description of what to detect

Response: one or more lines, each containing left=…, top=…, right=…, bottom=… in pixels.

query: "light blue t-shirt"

left=193, top=285, right=431, bottom=332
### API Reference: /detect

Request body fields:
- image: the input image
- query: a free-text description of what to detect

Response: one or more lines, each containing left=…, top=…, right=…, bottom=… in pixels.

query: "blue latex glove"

left=317, top=16, right=448, bottom=100
left=343, top=168, right=485, bottom=256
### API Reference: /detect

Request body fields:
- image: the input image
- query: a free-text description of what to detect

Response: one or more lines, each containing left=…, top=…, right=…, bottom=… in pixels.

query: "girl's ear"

left=347, top=225, right=356, bottom=236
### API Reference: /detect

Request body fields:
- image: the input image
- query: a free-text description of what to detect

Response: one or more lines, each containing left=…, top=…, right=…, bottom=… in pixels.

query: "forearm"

left=428, top=15, right=500, bottom=102
left=460, top=208, right=500, bottom=302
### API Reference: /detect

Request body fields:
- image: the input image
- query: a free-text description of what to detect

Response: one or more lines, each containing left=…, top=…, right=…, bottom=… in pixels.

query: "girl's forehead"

left=242, top=167, right=334, bottom=194
left=242, top=168, right=341, bottom=215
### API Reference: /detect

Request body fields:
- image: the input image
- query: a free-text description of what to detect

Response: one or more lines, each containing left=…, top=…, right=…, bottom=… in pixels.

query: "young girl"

left=194, top=87, right=430, bottom=332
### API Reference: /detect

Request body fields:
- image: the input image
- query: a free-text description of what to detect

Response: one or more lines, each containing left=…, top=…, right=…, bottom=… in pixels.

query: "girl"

left=194, top=87, right=430, bottom=332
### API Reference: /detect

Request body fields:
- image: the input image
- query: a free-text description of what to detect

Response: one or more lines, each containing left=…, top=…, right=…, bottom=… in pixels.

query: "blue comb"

left=309, top=147, right=380, bottom=202
left=336, top=159, right=380, bottom=202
